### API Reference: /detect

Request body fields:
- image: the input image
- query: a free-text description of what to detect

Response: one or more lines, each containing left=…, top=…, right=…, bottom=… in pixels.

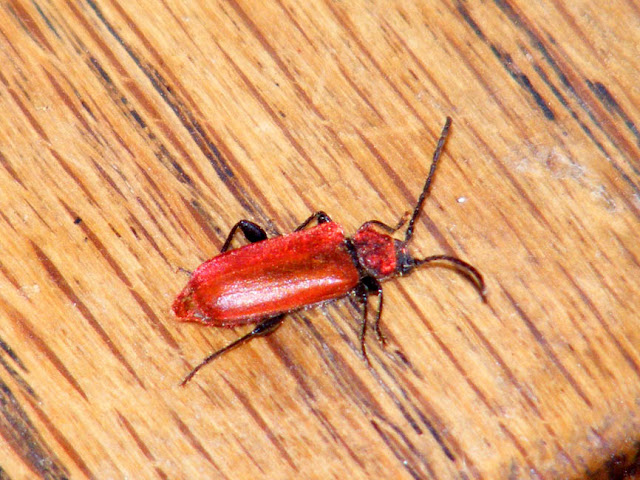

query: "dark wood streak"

left=135, top=166, right=189, bottom=240
left=0, top=349, right=37, bottom=401
left=585, top=80, right=640, bottom=169
left=260, top=325, right=368, bottom=470
left=84, top=0, right=272, bottom=217
left=557, top=264, right=640, bottom=380
left=0, top=337, right=26, bottom=374
left=90, top=158, right=127, bottom=200
left=502, top=286, right=593, bottom=408
left=22, top=394, right=94, bottom=479
left=457, top=2, right=606, bottom=158
left=222, top=377, right=299, bottom=472
left=125, top=212, right=175, bottom=267
left=0, top=380, right=69, bottom=479
left=400, top=372, right=515, bottom=479
left=43, top=69, right=99, bottom=143
left=231, top=431, right=267, bottom=474
left=323, top=0, right=445, bottom=136
left=117, top=411, right=169, bottom=480
left=497, top=422, right=543, bottom=478
left=169, top=410, right=230, bottom=479
left=490, top=0, right=640, bottom=196
left=225, top=0, right=331, bottom=130
left=299, top=306, right=469, bottom=469
left=529, top=61, right=613, bottom=160
left=48, top=149, right=99, bottom=207
left=213, top=42, right=328, bottom=187
left=31, top=240, right=144, bottom=389
left=0, top=256, right=22, bottom=293
left=86, top=0, right=228, bottom=185
left=30, top=1, right=60, bottom=40
left=5, top=86, right=50, bottom=142
left=131, top=196, right=179, bottom=257
left=60, top=201, right=180, bottom=350
left=220, top=0, right=418, bottom=227
left=370, top=419, right=437, bottom=480
left=460, top=300, right=579, bottom=474
left=0, top=150, right=26, bottom=189
left=3, top=297, right=87, bottom=403
left=491, top=47, right=556, bottom=121
left=586, top=81, right=639, bottom=143
left=7, top=0, right=54, bottom=54
left=181, top=198, right=226, bottom=249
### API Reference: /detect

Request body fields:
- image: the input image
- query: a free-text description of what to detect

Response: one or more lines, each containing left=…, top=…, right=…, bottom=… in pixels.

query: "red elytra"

left=174, top=117, right=486, bottom=385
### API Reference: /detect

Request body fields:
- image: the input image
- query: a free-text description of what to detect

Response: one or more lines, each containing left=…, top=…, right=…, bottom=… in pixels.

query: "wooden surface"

left=0, top=0, right=639, bottom=478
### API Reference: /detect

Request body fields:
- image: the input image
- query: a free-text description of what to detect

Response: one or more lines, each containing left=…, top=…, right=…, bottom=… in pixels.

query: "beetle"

left=174, top=117, right=486, bottom=385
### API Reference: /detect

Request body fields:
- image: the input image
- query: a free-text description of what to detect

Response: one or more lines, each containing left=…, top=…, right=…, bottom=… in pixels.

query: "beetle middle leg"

left=295, top=211, right=332, bottom=231
left=355, top=276, right=385, bottom=366
left=180, top=314, right=285, bottom=386
left=220, top=220, right=269, bottom=252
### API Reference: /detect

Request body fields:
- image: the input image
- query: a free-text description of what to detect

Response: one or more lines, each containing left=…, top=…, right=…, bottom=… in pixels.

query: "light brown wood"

left=0, top=0, right=638, bottom=478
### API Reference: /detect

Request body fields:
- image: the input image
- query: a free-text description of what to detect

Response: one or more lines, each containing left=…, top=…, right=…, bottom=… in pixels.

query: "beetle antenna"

left=414, top=255, right=487, bottom=301
left=404, top=117, right=452, bottom=244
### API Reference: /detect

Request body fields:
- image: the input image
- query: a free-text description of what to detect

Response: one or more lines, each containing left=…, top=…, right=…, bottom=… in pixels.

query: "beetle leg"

left=359, top=211, right=410, bottom=235
left=354, top=282, right=371, bottom=366
left=294, top=211, right=332, bottom=231
left=177, top=266, right=193, bottom=277
left=220, top=220, right=268, bottom=252
left=180, top=314, right=285, bottom=386
left=367, top=279, right=386, bottom=348
left=355, top=276, right=385, bottom=366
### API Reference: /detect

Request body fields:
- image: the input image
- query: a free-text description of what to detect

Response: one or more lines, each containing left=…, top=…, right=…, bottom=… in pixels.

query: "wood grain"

left=0, top=0, right=639, bottom=478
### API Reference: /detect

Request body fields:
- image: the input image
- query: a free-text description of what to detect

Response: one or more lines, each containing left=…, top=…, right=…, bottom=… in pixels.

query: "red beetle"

left=174, top=118, right=485, bottom=385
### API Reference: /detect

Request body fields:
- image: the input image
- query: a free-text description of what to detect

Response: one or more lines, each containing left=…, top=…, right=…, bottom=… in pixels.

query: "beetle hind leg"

left=180, top=314, right=285, bottom=386
left=220, top=220, right=269, bottom=252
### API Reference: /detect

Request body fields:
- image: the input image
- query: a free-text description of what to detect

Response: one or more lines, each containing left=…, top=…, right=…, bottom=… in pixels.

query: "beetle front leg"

left=359, top=211, right=410, bottom=235
left=180, top=314, right=285, bottom=386
left=220, top=220, right=269, bottom=252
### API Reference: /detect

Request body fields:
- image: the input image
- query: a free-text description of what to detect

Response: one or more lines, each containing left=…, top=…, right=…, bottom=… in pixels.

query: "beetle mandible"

left=174, top=117, right=486, bottom=385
